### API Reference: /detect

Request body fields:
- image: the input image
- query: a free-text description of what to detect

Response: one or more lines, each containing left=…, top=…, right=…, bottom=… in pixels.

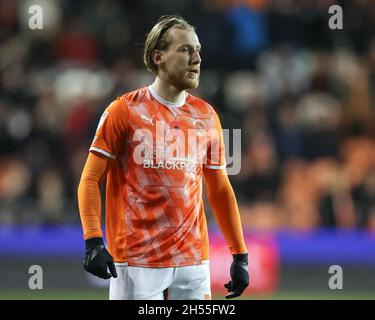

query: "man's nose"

left=191, top=50, right=201, bottom=64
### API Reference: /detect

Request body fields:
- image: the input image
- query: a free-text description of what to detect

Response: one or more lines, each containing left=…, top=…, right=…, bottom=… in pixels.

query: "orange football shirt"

left=90, top=86, right=226, bottom=267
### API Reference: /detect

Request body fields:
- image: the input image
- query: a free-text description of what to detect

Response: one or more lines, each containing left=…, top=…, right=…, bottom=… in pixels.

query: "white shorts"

left=109, top=262, right=211, bottom=300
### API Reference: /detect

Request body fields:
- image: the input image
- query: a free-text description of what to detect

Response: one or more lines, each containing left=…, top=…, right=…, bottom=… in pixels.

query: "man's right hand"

left=83, top=237, right=118, bottom=279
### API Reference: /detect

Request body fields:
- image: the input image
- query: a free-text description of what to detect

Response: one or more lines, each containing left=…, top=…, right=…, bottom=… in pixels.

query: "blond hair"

left=143, top=15, right=195, bottom=74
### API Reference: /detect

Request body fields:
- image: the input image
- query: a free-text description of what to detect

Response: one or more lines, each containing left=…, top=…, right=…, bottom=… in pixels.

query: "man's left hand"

left=224, top=253, right=249, bottom=299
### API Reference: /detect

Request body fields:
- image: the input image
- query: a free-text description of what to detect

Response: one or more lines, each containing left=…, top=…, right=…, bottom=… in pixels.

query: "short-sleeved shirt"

left=90, top=86, right=226, bottom=267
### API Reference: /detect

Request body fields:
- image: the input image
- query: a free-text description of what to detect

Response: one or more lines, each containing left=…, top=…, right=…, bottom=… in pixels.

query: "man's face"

left=157, top=27, right=201, bottom=90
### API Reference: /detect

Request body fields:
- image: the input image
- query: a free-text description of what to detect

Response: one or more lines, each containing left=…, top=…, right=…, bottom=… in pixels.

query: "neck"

left=151, top=77, right=185, bottom=104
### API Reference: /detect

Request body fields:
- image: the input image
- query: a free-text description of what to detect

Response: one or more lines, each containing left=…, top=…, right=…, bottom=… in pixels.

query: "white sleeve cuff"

left=204, top=164, right=227, bottom=169
left=89, top=147, right=116, bottom=159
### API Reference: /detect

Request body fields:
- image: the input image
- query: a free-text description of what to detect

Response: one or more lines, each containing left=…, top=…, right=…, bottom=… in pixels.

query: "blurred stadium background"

left=1, top=0, right=375, bottom=299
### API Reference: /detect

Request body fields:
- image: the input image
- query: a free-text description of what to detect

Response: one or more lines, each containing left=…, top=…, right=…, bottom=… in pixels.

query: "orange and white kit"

left=79, top=86, right=246, bottom=268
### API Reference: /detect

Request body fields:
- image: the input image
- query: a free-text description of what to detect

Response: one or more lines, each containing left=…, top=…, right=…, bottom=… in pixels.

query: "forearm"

left=205, top=169, right=247, bottom=254
left=78, top=153, right=110, bottom=239
left=78, top=174, right=103, bottom=239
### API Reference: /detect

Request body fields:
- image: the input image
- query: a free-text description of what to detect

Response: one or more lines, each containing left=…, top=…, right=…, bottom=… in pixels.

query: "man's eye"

left=180, top=47, right=200, bottom=54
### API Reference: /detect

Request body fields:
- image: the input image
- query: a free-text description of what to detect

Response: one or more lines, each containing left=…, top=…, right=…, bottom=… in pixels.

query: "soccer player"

left=78, top=15, right=249, bottom=300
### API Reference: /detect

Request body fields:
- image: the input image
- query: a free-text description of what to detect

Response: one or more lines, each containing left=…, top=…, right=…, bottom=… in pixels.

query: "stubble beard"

left=174, top=72, right=199, bottom=91
left=180, top=77, right=199, bottom=90
left=161, top=62, right=199, bottom=90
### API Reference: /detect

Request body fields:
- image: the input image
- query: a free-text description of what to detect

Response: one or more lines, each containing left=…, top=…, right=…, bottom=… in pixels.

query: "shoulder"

left=186, top=93, right=218, bottom=118
left=105, top=87, right=149, bottom=116
left=119, top=87, right=150, bottom=107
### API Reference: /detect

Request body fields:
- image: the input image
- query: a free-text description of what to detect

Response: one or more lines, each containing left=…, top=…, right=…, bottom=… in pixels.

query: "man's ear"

left=151, top=50, right=163, bottom=68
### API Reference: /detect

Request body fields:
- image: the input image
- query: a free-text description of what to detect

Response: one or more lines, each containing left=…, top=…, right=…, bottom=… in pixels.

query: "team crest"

left=193, top=120, right=206, bottom=136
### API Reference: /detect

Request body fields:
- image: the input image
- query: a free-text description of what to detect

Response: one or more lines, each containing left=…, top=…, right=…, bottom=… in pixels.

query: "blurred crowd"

left=0, top=0, right=374, bottom=231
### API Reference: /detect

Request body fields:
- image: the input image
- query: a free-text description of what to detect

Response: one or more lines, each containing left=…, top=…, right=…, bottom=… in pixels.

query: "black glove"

left=83, top=237, right=118, bottom=279
left=224, top=253, right=249, bottom=299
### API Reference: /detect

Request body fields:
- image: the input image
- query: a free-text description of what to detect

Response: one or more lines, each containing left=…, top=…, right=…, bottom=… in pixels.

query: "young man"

left=78, top=15, right=249, bottom=300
